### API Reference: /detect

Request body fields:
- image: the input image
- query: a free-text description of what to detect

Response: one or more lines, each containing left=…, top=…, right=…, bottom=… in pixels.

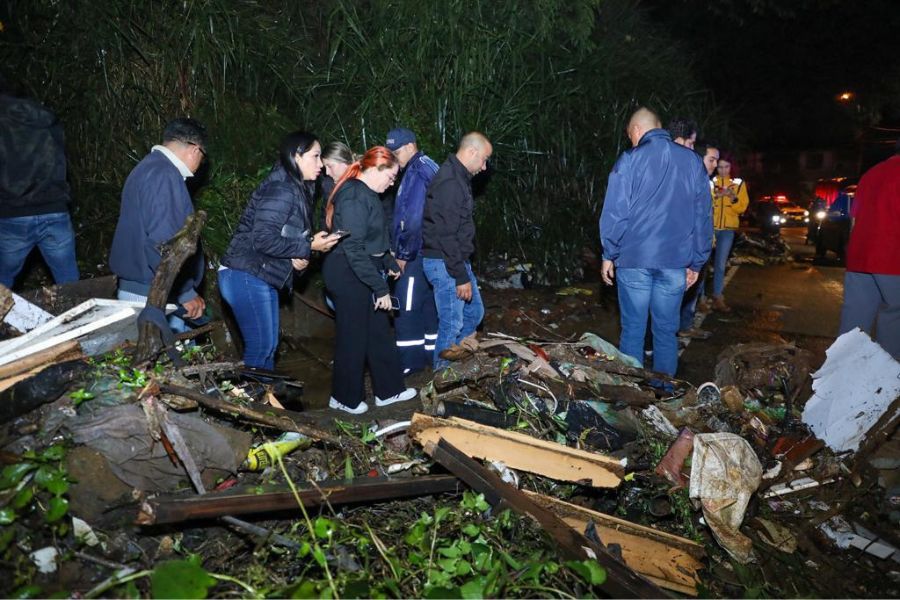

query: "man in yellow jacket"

left=710, top=156, right=749, bottom=312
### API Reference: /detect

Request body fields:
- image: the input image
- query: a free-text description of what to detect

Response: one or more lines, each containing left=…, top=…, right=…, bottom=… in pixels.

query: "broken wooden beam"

left=135, top=210, right=206, bottom=364
left=0, top=339, right=82, bottom=381
left=409, top=413, right=623, bottom=487
left=524, top=492, right=705, bottom=596
left=158, top=383, right=340, bottom=445
left=138, top=475, right=461, bottom=525
left=426, top=438, right=666, bottom=598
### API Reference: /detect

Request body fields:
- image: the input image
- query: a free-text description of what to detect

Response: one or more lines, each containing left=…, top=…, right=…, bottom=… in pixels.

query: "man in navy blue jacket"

left=109, top=118, right=207, bottom=330
left=600, top=108, right=712, bottom=376
left=386, top=127, right=440, bottom=374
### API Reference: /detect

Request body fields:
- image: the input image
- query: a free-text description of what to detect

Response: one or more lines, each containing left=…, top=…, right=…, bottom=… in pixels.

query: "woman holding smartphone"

left=219, top=131, right=340, bottom=371
left=323, top=146, right=415, bottom=414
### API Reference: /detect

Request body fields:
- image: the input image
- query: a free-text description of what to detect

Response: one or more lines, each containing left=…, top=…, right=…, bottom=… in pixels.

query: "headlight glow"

left=816, top=210, right=827, bottom=220
left=771, top=214, right=781, bottom=223
left=803, top=210, right=809, bottom=216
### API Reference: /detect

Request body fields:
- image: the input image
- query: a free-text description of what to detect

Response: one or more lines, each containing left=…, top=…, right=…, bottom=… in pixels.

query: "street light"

left=837, top=91, right=854, bottom=102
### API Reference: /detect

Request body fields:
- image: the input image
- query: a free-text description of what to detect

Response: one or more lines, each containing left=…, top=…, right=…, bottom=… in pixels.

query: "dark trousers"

left=323, top=252, right=405, bottom=409
left=393, top=255, right=438, bottom=374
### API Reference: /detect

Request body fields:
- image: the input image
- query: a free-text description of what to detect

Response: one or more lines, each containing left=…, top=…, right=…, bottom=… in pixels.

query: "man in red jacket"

left=838, top=140, right=900, bottom=358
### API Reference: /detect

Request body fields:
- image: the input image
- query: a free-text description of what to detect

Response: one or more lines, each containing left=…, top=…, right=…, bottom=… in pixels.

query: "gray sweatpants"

left=838, top=271, right=900, bottom=359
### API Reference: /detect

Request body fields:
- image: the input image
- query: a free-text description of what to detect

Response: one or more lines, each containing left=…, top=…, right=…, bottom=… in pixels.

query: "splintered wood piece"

left=409, top=413, right=623, bottom=487
left=135, top=211, right=206, bottom=364
left=427, top=438, right=666, bottom=599
left=0, top=339, right=82, bottom=384
left=138, top=475, right=461, bottom=525
left=158, top=383, right=339, bottom=445
left=525, top=492, right=705, bottom=596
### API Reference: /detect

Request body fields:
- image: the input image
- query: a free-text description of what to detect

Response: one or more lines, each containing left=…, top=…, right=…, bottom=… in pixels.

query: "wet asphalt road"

left=678, top=226, right=845, bottom=385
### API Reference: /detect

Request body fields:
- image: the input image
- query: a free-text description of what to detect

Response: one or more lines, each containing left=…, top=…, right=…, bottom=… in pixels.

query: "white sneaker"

left=374, top=387, right=417, bottom=407
left=329, top=397, right=369, bottom=415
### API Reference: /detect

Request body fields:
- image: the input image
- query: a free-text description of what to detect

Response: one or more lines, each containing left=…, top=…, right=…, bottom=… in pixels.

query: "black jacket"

left=329, top=178, right=397, bottom=296
left=222, top=164, right=313, bottom=291
left=0, top=93, right=70, bottom=218
left=422, top=154, right=475, bottom=285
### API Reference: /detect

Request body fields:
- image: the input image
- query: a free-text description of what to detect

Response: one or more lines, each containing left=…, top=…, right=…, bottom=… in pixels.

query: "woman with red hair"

left=323, top=146, right=415, bottom=414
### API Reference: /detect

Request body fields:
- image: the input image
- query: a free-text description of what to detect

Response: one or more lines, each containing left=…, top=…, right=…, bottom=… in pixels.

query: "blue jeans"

left=218, top=268, right=280, bottom=370
left=423, top=258, right=484, bottom=370
left=616, top=268, right=686, bottom=376
left=712, top=229, right=735, bottom=297
left=0, top=213, right=79, bottom=288
left=679, top=262, right=707, bottom=331
left=839, top=271, right=900, bottom=359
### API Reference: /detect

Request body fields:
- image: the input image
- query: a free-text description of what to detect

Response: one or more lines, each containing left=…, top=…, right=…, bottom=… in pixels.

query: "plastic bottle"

left=242, top=431, right=311, bottom=471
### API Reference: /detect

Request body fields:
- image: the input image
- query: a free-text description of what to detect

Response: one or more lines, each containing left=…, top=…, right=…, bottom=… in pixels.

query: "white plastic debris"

left=73, top=516, right=101, bottom=547
left=488, top=460, right=520, bottom=488
left=641, top=405, right=679, bottom=438
left=763, top=476, right=836, bottom=498
left=819, top=516, right=900, bottom=563
left=30, top=546, right=59, bottom=573
left=802, top=328, right=900, bottom=453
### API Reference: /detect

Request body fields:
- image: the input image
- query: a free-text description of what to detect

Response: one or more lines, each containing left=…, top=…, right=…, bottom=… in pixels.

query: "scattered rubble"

left=1, top=262, right=898, bottom=597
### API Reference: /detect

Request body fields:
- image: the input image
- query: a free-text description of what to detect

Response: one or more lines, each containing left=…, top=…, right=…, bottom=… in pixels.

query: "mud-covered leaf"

left=151, top=559, right=216, bottom=599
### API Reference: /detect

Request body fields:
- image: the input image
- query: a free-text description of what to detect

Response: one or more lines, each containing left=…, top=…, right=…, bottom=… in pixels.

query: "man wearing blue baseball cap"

left=386, top=127, right=440, bottom=374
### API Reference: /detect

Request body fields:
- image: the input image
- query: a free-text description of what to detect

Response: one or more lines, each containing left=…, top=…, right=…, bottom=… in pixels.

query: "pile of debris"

left=1, top=270, right=898, bottom=597
left=730, top=231, right=793, bottom=265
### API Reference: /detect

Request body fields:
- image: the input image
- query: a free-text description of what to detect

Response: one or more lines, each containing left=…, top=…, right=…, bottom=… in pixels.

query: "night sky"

left=647, top=0, right=900, bottom=153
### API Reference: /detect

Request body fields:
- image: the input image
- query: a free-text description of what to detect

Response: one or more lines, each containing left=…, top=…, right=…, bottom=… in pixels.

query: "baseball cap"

left=386, top=127, right=416, bottom=151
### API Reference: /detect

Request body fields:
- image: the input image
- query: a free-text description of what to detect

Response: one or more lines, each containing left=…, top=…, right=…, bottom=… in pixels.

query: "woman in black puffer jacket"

left=219, top=131, right=340, bottom=370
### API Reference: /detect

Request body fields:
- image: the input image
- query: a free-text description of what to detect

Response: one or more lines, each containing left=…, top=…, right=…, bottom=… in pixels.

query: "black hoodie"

left=0, top=94, right=70, bottom=218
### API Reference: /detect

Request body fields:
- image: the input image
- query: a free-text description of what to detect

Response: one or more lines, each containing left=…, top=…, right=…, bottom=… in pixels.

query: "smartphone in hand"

left=332, top=230, right=351, bottom=239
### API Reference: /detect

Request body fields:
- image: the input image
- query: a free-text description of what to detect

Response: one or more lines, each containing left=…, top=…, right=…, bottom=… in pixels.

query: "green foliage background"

left=0, top=0, right=729, bottom=284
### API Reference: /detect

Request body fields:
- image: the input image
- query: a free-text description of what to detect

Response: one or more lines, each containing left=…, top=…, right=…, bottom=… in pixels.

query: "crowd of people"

left=100, top=117, right=493, bottom=415
left=3, top=90, right=897, bottom=409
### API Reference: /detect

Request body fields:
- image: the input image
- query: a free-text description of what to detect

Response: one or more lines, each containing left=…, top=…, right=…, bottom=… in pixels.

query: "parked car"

left=811, top=185, right=855, bottom=259
left=748, top=195, right=809, bottom=233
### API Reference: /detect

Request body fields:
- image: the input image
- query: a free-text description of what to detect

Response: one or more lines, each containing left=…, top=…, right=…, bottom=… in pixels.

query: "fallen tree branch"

left=158, top=383, right=340, bottom=445
left=135, top=211, right=207, bottom=364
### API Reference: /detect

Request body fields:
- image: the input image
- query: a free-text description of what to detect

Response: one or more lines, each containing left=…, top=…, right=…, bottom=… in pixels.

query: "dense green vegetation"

left=1, top=0, right=728, bottom=284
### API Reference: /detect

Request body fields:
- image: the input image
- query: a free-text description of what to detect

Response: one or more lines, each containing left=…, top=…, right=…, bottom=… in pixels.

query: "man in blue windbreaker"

left=386, top=127, right=440, bottom=374
left=599, top=108, right=712, bottom=376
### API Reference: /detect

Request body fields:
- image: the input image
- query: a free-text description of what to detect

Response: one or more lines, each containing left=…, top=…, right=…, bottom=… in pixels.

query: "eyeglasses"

left=188, top=142, right=207, bottom=161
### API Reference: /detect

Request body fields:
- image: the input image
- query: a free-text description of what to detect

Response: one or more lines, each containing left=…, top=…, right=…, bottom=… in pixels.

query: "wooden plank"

left=0, top=339, right=82, bottom=380
left=427, top=438, right=667, bottom=599
left=138, top=475, right=462, bottom=525
left=409, top=413, right=623, bottom=488
left=524, top=492, right=705, bottom=596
